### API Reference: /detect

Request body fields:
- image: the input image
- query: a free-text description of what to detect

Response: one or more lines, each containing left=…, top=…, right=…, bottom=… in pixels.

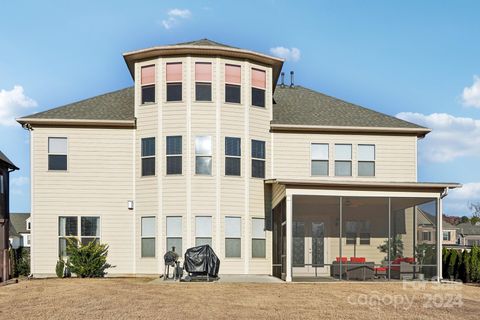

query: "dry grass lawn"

left=0, top=278, right=479, bottom=319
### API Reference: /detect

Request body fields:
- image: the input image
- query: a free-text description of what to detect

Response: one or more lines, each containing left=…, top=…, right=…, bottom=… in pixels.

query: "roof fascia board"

left=16, top=118, right=135, bottom=128
left=270, top=124, right=431, bottom=137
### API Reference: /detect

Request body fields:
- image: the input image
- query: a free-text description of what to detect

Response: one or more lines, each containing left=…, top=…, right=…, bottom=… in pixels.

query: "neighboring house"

left=416, top=209, right=458, bottom=246
left=9, top=213, right=31, bottom=249
left=456, top=222, right=480, bottom=246
left=0, top=151, right=19, bottom=282
left=442, top=221, right=458, bottom=245
left=17, top=39, right=461, bottom=281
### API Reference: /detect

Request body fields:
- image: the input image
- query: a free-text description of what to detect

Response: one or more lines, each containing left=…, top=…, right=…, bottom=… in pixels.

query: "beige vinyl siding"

left=273, top=132, right=417, bottom=182
left=31, top=127, right=134, bottom=276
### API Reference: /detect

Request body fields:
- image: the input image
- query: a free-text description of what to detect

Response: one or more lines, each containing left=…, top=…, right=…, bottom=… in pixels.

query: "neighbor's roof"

left=272, top=86, right=430, bottom=136
left=17, top=87, right=135, bottom=127
left=9, top=213, right=30, bottom=237
left=0, top=151, right=19, bottom=170
left=17, top=85, right=430, bottom=135
left=457, top=222, right=480, bottom=235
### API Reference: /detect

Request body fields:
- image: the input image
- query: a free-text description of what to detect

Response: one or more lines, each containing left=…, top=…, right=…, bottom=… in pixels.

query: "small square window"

left=141, top=85, right=155, bottom=104
left=167, top=83, right=182, bottom=102
left=225, top=84, right=241, bottom=103
left=251, top=87, right=265, bottom=107
left=196, top=83, right=212, bottom=101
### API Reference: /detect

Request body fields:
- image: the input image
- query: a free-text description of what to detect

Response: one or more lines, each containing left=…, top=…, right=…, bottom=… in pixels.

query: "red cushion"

left=350, top=257, right=366, bottom=263
left=375, top=267, right=387, bottom=271
left=404, top=257, right=415, bottom=264
left=336, top=257, right=348, bottom=262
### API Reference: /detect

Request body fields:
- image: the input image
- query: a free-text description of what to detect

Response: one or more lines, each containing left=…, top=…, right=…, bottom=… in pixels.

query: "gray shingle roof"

left=272, top=85, right=425, bottom=129
left=18, top=84, right=426, bottom=132
left=0, top=151, right=19, bottom=170
left=171, top=38, right=236, bottom=49
left=457, top=222, right=480, bottom=235
left=9, top=213, right=30, bottom=237
left=19, top=87, right=134, bottom=121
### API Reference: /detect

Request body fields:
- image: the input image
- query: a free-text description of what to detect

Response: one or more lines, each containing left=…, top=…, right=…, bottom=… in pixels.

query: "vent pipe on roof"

left=280, top=72, right=285, bottom=87
left=290, top=71, right=295, bottom=88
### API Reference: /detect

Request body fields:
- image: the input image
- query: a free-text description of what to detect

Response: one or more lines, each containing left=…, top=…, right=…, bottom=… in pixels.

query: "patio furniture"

left=389, top=257, right=420, bottom=279
left=330, top=257, right=375, bottom=280
left=374, top=267, right=387, bottom=279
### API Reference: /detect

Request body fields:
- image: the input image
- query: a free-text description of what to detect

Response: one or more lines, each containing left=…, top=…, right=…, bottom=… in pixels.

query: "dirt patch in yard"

left=0, top=278, right=479, bottom=319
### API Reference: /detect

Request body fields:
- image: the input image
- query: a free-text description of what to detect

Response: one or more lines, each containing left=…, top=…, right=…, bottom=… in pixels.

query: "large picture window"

left=252, top=218, right=266, bottom=258
left=141, top=137, right=155, bottom=176
left=251, top=140, right=265, bottom=178
left=58, top=216, right=99, bottom=258
left=166, top=216, right=182, bottom=254
left=48, top=137, right=67, bottom=171
left=251, top=68, right=266, bottom=107
left=195, top=136, right=212, bottom=175
left=225, top=64, right=241, bottom=103
left=141, top=217, right=156, bottom=257
left=225, top=217, right=241, bottom=258
left=166, top=62, right=182, bottom=102
left=225, top=137, right=241, bottom=176
left=334, top=144, right=352, bottom=176
left=311, top=143, right=329, bottom=176
left=358, top=144, right=375, bottom=177
left=166, top=136, right=182, bottom=175
left=195, top=216, right=212, bottom=247
left=195, top=62, right=212, bottom=101
left=141, top=65, right=155, bottom=104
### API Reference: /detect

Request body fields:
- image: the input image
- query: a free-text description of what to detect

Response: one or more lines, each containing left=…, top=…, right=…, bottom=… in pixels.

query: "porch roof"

left=265, top=179, right=461, bottom=193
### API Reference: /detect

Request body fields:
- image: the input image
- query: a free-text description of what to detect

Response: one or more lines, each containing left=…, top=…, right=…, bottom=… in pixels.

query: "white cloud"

left=269, top=46, right=301, bottom=62
left=462, top=75, right=480, bottom=108
left=444, top=183, right=480, bottom=216
left=396, top=112, right=480, bottom=163
left=0, top=85, right=37, bottom=126
left=161, top=9, right=191, bottom=30
left=10, top=176, right=29, bottom=196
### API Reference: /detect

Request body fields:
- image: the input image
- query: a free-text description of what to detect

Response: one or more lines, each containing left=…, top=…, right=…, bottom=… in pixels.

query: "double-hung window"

left=58, top=216, right=78, bottom=258
left=195, top=216, right=212, bottom=247
left=252, top=218, right=266, bottom=258
left=225, top=64, right=241, bottom=103
left=443, top=231, right=451, bottom=241
left=141, top=217, right=156, bottom=257
left=48, top=137, right=67, bottom=171
left=166, top=216, right=182, bottom=254
left=334, top=144, right=352, bottom=176
left=225, top=217, right=241, bottom=258
left=195, top=136, right=212, bottom=175
left=195, top=62, right=212, bottom=101
left=166, top=62, right=182, bottom=102
left=358, top=144, right=375, bottom=177
left=311, top=143, right=329, bottom=176
left=251, top=68, right=266, bottom=107
left=166, top=136, right=182, bottom=175
left=141, top=138, right=155, bottom=176
left=225, top=137, right=241, bottom=176
left=80, top=217, right=100, bottom=246
left=141, top=65, right=155, bottom=104
left=251, top=140, right=265, bottom=178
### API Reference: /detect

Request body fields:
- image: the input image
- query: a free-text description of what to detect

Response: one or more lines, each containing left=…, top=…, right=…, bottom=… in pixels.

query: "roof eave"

left=16, top=118, right=136, bottom=128
left=270, top=123, right=432, bottom=137
left=123, top=45, right=284, bottom=92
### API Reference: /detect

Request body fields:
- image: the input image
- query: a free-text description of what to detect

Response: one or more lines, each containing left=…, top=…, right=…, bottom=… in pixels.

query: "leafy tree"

left=447, top=249, right=458, bottom=280
left=9, top=247, right=30, bottom=277
left=469, top=203, right=480, bottom=225
left=66, top=238, right=113, bottom=278
left=459, top=250, right=471, bottom=283
left=378, top=235, right=404, bottom=262
left=442, top=247, right=449, bottom=279
left=460, top=216, right=470, bottom=224
left=471, top=245, right=480, bottom=282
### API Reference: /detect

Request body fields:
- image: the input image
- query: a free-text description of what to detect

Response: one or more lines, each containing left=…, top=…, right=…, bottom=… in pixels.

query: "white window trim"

left=195, top=215, right=213, bottom=246
left=310, top=143, right=329, bottom=177
left=165, top=62, right=183, bottom=103
left=166, top=136, right=182, bottom=175
left=48, top=137, right=68, bottom=171
left=140, top=64, right=156, bottom=105
left=357, top=144, right=376, bottom=177
left=141, top=137, right=156, bottom=177
left=251, top=139, right=266, bottom=179
left=141, top=216, right=156, bottom=258
left=334, top=143, right=352, bottom=177
left=251, top=217, right=266, bottom=259
left=58, top=216, right=101, bottom=258
left=225, top=216, right=242, bottom=259
left=225, top=137, right=241, bottom=177
left=166, top=216, right=183, bottom=253
left=195, top=136, right=213, bottom=175
left=194, top=62, right=213, bottom=102
left=224, top=63, right=242, bottom=104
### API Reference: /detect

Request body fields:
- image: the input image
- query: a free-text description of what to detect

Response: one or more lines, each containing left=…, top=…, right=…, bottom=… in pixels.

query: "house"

left=456, top=222, right=480, bottom=246
left=0, top=151, right=19, bottom=282
left=442, top=221, right=458, bottom=245
left=9, top=213, right=31, bottom=249
left=17, top=39, right=460, bottom=281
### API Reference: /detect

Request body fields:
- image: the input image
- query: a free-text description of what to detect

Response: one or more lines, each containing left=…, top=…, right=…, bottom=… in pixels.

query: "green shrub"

left=442, top=247, right=449, bottom=279
left=56, top=259, right=65, bottom=278
left=9, top=248, right=30, bottom=277
left=447, top=249, right=458, bottom=280
left=471, top=246, right=480, bottom=282
left=66, top=238, right=113, bottom=278
left=459, top=250, right=470, bottom=283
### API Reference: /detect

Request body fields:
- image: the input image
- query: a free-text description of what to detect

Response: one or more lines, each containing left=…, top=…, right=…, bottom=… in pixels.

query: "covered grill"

left=183, top=244, right=220, bottom=279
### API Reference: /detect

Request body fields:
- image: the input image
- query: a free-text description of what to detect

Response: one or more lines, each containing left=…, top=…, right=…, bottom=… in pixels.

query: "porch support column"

left=286, top=194, right=293, bottom=282
left=437, top=196, right=443, bottom=282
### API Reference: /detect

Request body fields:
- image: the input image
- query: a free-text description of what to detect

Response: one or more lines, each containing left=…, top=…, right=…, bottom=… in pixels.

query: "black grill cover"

left=183, top=245, right=220, bottom=277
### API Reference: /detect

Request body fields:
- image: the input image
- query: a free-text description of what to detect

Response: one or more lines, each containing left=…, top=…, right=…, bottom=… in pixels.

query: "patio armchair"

left=330, top=257, right=375, bottom=280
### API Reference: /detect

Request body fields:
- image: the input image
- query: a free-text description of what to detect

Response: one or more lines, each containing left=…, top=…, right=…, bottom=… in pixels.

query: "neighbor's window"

left=195, top=62, right=212, bottom=101
left=58, top=216, right=78, bottom=257
left=166, top=136, right=182, bottom=175
left=80, top=217, right=100, bottom=246
left=25, top=234, right=31, bottom=246
left=166, top=62, right=182, bottom=102
left=251, top=68, right=266, bottom=107
left=225, top=64, right=241, bottom=103
left=359, top=232, right=371, bottom=245
left=195, top=136, right=212, bottom=175
left=358, top=144, right=375, bottom=177
left=252, top=218, right=266, bottom=258
left=26, top=220, right=31, bottom=231
left=422, top=231, right=432, bottom=241
left=346, top=233, right=356, bottom=245
left=141, top=137, right=155, bottom=176
left=225, top=137, right=241, bottom=176
left=225, top=216, right=241, bottom=258
left=195, top=216, right=212, bottom=247
left=48, top=137, right=68, bottom=171
left=141, top=217, right=156, bottom=258
left=334, top=144, right=352, bottom=176
left=443, top=231, right=451, bottom=241
left=141, top=65, right=155, bottom=104
left=311, top=143, right=329, bottom=176
left=166, top=216, right=182, bottom=254
left=251, top=140, right=265, bottom=178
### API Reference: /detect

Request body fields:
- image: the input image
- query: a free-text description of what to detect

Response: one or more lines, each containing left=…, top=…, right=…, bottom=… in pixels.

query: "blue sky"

left=1, top=1, right=480, bottom=216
